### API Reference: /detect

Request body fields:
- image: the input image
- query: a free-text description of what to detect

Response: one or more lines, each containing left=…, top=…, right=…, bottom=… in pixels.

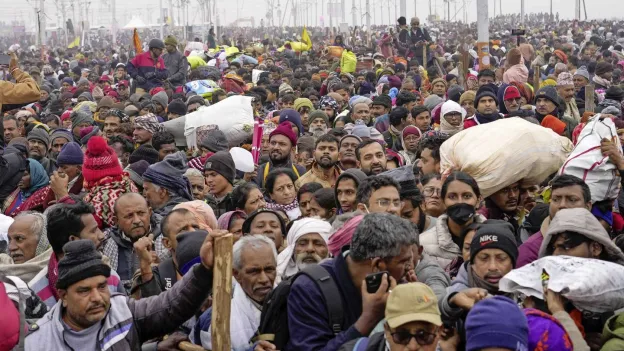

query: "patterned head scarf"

left=319, top=95, right=339, bottom=115
left=134, top=113, right=164, bottom=134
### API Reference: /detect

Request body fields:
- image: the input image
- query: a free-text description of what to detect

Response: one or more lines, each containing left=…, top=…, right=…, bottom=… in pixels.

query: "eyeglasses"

left=390, top=329, right=437, bottom=346
left=374, top=199, right=403, bottom=209
left=444, top=112, right=462, bottom=120
left=423, top=187, right=441, bottom=197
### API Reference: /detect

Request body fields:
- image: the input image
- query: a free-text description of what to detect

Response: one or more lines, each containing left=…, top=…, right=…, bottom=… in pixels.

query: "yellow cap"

left=385, top=283, right=442, bottom=329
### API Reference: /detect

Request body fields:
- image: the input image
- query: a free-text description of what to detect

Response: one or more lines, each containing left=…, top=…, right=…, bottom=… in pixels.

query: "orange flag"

left=133, top=28, right=143, bottom=54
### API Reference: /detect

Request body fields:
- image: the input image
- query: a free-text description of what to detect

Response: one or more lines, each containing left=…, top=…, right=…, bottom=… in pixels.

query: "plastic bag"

left=558, top=114, right=622, bottom=203
left=187, top=56, right=207, bottom=69
left=183, top=80, right=220, bottom=99
left=499, top=255, right=624, bottom=313
left=184, top=95, right=254, bottom=148
left=439, top=118, right=573, bottom=198
left=340, top=50, right=357, bottom=73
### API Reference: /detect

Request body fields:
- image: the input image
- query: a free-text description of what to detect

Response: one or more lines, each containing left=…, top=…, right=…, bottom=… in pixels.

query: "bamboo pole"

left=585, top=84, right=595, bottom=113
left=210, top=234, right=234, bottom=351
left=533, top=64, right=540, bottom=92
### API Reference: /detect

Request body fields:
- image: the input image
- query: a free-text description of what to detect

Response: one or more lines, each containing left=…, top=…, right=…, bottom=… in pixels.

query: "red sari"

left=3, top=186, right=53, bottom=217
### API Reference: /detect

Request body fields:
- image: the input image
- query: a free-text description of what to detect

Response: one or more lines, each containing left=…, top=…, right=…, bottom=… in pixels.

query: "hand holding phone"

left=365, top=271, right=391, bottom=294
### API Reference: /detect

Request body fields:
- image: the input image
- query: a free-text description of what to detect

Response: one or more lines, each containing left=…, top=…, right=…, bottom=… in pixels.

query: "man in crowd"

left=184, top=168, right=209, bottom=201
left=416, top=133, right=447, bottom=176
left=3, top=115, right=24, bottom=145
left=335, top=169, right=367, bottom=214
left=371, top=95, right=393, bottom=133
left=27, top=128, right=56, bottom=176
left=162, top=35, right=188, bottom=88
left=6, top=212, right=51, bottom=267
left=133, top=114, right=164, bottom=146
left=464, top=84, right=500, bottom=128
left=286, top=213, right=414, bottom=350
left=48, top=129, right=73, bottom=162
left=204, top=151, right=237, bottom=217
left=338, top=134, right=361, bottom=170
left=143, top=152, right=194, bottom=216
left=296, top=134, right=342, bottom=188
left=255, top=122, right=305, bottom=188
left=557, top=72, right=581, bottom=124
left=383, top=106, right=412, bottom=152
left=126, top=39, right=169, bottom=93
left=356, top=140, right=387, bottom=176
left=356, top=176, right=402, bottom=216
left=102, top=109, right=123, bottom=139
left=276, top=218, right=331, bottom=280
left=152, top=131, right=177, bottom=161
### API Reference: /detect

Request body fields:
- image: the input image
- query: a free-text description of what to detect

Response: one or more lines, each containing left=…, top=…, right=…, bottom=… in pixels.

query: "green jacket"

left=602, top=313, right=624, bottom=351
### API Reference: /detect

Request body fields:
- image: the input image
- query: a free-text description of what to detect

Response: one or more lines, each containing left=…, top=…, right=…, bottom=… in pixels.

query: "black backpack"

left=251, top=264, right=344, bottom=349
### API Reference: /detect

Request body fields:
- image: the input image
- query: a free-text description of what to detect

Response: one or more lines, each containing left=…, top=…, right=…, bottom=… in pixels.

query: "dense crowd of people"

left=1, top=11, right=624, bottom=351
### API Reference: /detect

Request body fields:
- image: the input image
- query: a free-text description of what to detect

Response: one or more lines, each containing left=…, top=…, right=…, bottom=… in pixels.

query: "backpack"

left=251, top=264, right=344, bottom=349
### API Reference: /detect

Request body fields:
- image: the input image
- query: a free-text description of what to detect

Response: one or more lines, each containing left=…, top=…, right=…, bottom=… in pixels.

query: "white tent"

left=123, top=17, right=147, bottom=29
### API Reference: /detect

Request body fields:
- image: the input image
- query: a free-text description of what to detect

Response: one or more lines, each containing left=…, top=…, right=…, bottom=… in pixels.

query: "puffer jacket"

left=24, top=264, right=213, bottom=351
left=420, top=214, right=487, bottom=269
left=0, top=67, right=40, bottom=113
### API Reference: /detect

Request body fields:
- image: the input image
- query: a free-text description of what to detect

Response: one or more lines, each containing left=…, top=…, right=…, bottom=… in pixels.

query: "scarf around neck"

left=474, top=111, right=501, bottom=125
left=467, top=263, right=514, bottom=299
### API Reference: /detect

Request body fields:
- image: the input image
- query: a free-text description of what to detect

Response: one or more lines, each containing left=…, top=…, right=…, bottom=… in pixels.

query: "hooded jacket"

left=0, top=146, right=28, bottom=203
left=334, top=169, right=368, bottom=214
left=602, top=313, right=624, bottom=351
left=0, top=67, right=41, bottom=113
left=24, top=264, right=213, bottom=351
left=415, top=253, right=451, bottom=301
left=538, top=208, right=624, bottom=264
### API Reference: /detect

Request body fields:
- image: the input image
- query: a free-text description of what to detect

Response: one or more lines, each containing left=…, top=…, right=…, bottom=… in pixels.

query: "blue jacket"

left=285, top=251, right=364, bottom=351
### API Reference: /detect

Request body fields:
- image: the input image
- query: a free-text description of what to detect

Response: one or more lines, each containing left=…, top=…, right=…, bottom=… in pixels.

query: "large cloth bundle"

left=277, top=41, right=311, bottom=52
left=183, top=95, right=254, bottom=148
left=184, top=41, right=207, bottom=56
left=187, top=55, right=207, bottom=69
left=324, top=46, right=344, bottom=58
left=439, top=118, right=573, bottom=197
left=183, top=80, right=220, bottom=99
left=499, top=256, right=624, bottom=313
left=559, top=115, right=622, bottom=203
left=340, top=50, right=357, bottom=73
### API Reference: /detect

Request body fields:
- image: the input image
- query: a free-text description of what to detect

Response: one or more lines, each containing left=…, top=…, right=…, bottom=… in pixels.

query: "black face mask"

left=446, top=203, right=476, bottom=225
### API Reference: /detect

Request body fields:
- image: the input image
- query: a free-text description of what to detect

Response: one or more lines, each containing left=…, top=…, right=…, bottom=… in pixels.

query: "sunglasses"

left=390, top=329, right=437, bottom=346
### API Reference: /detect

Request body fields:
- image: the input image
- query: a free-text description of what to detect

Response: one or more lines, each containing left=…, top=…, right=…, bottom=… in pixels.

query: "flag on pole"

left=302, top=27, right=312, bottom=49
left=133, top=28, right=143, bottom=54
left=67, top=36, right=80, bottom=48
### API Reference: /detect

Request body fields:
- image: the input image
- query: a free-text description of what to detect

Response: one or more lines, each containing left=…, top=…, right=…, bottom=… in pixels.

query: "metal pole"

left=476, top=0, right=489, bottom=70
left=366, top=0, right=370, bottom=28
left=160, top=0, right=164, bottom=39
left=520, top=0, right=524, bottom=25
left=62, top=1, right=68, bottom=47
left=40, top=0, right=46, bottom=47
left=112, top=0, right=116, bottom=48
left=550, top=0, right=552, bottom=17
left=400, top=0, right=405, bottom=17
left=352, top=0, right=356, bottom=26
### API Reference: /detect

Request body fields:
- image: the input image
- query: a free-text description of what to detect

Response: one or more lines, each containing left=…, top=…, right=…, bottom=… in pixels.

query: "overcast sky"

left=1, top=0, right=622, bottom=31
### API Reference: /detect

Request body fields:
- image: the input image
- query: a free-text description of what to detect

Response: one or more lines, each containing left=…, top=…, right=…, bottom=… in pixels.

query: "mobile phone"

left=365, top=271, right=390, bottom=294
left=0, top=54, right=10, bottom=66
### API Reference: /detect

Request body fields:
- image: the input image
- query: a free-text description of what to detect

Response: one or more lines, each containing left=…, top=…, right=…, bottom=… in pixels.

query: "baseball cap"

left=385, top=283, right=442, bottom=329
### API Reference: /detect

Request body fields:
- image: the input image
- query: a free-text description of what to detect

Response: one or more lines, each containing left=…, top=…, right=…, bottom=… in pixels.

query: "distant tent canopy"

left=123, top=17, right=148, bottom=29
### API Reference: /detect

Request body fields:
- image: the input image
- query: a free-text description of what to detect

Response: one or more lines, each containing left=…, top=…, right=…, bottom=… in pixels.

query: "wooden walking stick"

left=533, top=64, right=541, bottom=92
left=210, top=234, right=234, bottom=351
left=585, top=84, right=595, bottom=113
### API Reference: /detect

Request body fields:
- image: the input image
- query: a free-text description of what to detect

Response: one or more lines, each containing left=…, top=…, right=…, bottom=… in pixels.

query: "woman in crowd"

left=421, top=173, right=446, bottom=218
left=231, top=182, right=266, bottom=215
left=217, top=210, right=247, bottom=242
left=264, top=168, right=301, bottom=220
left=3, top=159, right=51, bottom=216
left=242, top=208, right=287, bottom=251
left=420, top=171, right=486, bottom=268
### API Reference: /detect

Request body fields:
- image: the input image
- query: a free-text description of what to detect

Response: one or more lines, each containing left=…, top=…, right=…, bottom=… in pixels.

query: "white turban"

left=276, top=218, right=331, bottom=280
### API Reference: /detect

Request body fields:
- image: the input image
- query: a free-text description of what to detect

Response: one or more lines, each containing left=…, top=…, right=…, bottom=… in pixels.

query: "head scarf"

left=174, top=200, right=218, bottom=231
left=439, top=100, right=466, bottom=136
left=142, top=152, right=193, bottom=201
left=217, top=210, right=247, bottom=231
left=319, top=95, right=339, bottom=115
left=24, top=159, right=50, bottom=198
left=524, top=309, right=573, bottom=351
left=134, top=113, right=164, bottom=134
left=327, top=214, right=364, bottom=257
left=276, top=218, right=331, bottom=279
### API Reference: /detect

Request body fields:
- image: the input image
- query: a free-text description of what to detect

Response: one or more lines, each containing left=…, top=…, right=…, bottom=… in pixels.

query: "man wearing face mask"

left=439, top=221, right=518, bottom=321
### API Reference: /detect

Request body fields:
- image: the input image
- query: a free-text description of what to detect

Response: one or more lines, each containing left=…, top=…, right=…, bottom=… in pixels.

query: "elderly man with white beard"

left=276, top=217, right=331, bottom=281
left=307, top=110, right=330, bottom=141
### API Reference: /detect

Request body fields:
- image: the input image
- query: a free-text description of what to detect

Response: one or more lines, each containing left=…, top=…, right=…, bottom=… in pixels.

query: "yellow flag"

left=302, top=27, right=312, bottom=49
left=67, top=36, right=80, bottom=48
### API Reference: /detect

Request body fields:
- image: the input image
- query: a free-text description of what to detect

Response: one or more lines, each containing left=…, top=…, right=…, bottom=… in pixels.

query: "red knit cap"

left=503, top=86, right=521, bottom=101
left=82, top=136, right=123, bottom=183
left=402, top=125, right=422, bottom=139
left=270, top=122, right=298, bottom=147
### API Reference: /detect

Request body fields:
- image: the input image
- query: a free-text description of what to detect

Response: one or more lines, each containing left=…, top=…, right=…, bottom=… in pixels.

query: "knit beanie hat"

left=279, top=109, right=304, bottom=136
left=279, top=83, right=294, bottom=96
left=574, top=66, right=590, bottom=81
left=294, top=98, right=313, bottom=112
left=431, top=78, right=448, bottom=90
left=97, top=96, right=115, bottom=111
left=27, top=128, right=50, bottom=151
left=82, top=136, right=123, bottom=183
left=270, top=122, right=298, bottom=147
left=167, top=99, right=187, bottom=116
left=595, top=61, right=614, bottom=76
left=50, top=129, right=73, bottom=144
left=535, top=86, right=561, bottom=109
left=605, top=86, right=624, bottom=101
left=127, top=160, right=150, bottom=188
left=503, top=85, right=521, bottom=101
left=402, top=125, right=422, bottom=139
left=470, top=220, right=519, bottom=266
left=200, top=129, right=229, bottom=153
left=371, top=94, right=392, bottom=109
left=152, top=91, right=169, bottom=109
left=56, top=240, right=111, bottom=290
left=474, top=83, right=499, bottom=108
left=129, top=144, right=160, bottom=165
left=175, top=230, right=208, bottom=275
left=204, top=151, right=236, bottom=185
left=459, top=90, right=476, bottom=107
left=465, top=296, right=529, bottom=351
left=308, top=110, right=329, bottom=127
left=78, top=92, right=94, bottom=102
left=424, top=95, right=444, bottom=111
left=80, top=126, right=100, bottom=145
left=447, top=84, right=465, bottom=103
left=541, top=115, right=566, bottom=135
left=70, top=109, right=94, bottom=128
left=164, top=35, right=178, bottom=47
left=57, top=142, right=84, bottom=165
left=143, top=152, right=193, bottom=200
left=524, top=308, right=573, bottom=351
